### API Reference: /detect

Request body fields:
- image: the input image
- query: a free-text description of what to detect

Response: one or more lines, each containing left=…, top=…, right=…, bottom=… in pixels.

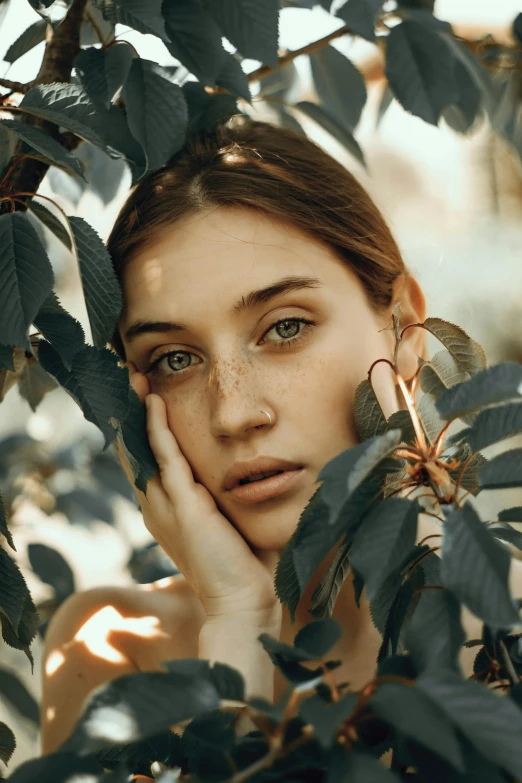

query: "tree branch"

left=0, top=78, right=35, bottom=94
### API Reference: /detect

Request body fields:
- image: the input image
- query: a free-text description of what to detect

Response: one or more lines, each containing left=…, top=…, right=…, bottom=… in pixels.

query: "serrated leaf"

left=0, top=722, right=15, bottom=765
left=443, top=56, right=483, bottom=134
left=38, top=341, right=129, bottom=447
left=0, top=588, right=39, bottom=672
left=117, top=386, right=158, bottom=494
left=163, top=0, right=228, bottom=86
left=0, top=345, right=15, bottom=371
left=309, top=538, right=351, bottom=619
left=28, top=543, right=75, bottom=603
left=0, top=493, right=15, bottom=551
left=376, top=559, right=425, bottom=659
left=0, top=547, right=30, bottom=638
left=0, top=212, right=54, bottom=348
left=422, top=318, right=486, bottom=376
left=385, top=20, right=458, bottom=125
left=259, top=61, right=298, bottom=100
left=417, top=391, right=446, bottom=445
left=34, top=292, right=85, bottom=370
left=419, top=349, right=469, bottom=395
left=93, top=0, right=169, bottom=41
left=299, top=692, right=357, bottom=748
left=499, top=506, right=522, bottom=523
left=28, top=199, right=72, bottom=250
left=354, top=379, right=387, bottom=441
left=294, top=618, right=342, bottom=659
left=0, top=118, right=85, bottom=180
left=489, top=522, right=522, bottom=551
left=69, top=216, right=123, bottom=348
left=514, top=13, right=522, bottom=45
left=440, top=502, right=520, bottom=629
left=370, top=682, right=464, bottom=771
left=203, top=0, right=280, bottom=68
left=386, top=408, right=416, bottom=445
left=449, top=402, right=522, bottom=452
left=328, top=746, right=400, bottom=781
left=335, top=0, right=376, bottom=42
left=74, top=45, right=130, bottom=110
left=18, top=356, right=58, bottom=411
left=478, top=447, right=522, bottom=490
left=4, top=19, right=47, bottom=64
left=310, top=45, right=367, bottom=131
left=215, top=52, right=252, bottom=103
left=295, top=100, right=366, bottom=167
left=404, top=588, right=465, bottom=674
left=436, top=361, right=522, bottom=420
left=0, top=347, right=27, bottom=402
left=122, top=58, right=188, bottom=172
left=446, top=441, right=486, bottom=496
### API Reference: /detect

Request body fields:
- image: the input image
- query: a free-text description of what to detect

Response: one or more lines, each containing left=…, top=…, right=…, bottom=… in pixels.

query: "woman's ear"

left=393, top=274, right=428, bottom=383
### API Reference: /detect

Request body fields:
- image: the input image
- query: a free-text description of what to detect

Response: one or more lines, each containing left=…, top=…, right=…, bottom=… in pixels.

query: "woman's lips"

left=227, top=467, right=305, bottom=504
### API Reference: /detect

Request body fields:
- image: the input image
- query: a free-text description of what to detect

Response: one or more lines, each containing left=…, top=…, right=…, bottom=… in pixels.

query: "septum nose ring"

left=260, top=410, right=272, bottom=428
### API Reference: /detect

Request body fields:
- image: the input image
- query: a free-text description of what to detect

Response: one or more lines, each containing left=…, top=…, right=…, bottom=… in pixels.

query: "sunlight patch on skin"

left=45, top=650, right=65, bottom=676
left=84, top=703, right=139, bottom=743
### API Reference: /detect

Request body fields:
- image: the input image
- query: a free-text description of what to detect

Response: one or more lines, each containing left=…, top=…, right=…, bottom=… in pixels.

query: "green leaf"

left=479, top=447, right=522, bottom=491
left=417, top=670, right=522, bottom=780
left=350, top=498, right=420, bottom=600
left=18, top=356, right=58, bottom=411
left=215, top=52, right=252, bottom=103
left=385, top=20, right=458, bottom=125
left=489, top=522, right=522, bottom=551
left=69, top=216, right=123, bottom=348
left=419, top=349, right=470, bottom=395
left=440, top=502, right=520, bottom=629
left=27, top=199, right=72, bottom=250
left=435, top=361, right=522, bottom=420
left=354, top=379, right=387, bottom=441
left=0, top=345, right=15, bottom=371
left=0, top=347, right=27, bottom=402
left=182, top=81, right=241, bottom=138
left=404, top=588, right=465, bottom=674
left=328, top=747, right=401, bottom=781
left=0, top=125, right=17, bottom=177
left=0, top=586, right=39, bottom=672
left=370, top=682, right=464, bottom=771
left=0, top=722, right=16, bottom=765
left=422, top=318, right=486, bottom=376
left=309, top=538, right=351, bottom=619
left=38, top=341, right=129, bottom=448
left=386, top=408, right=416, bottom=445
left=4, top=19, right=47, bottom=64
left=0, top=212, right=54, bottom=348
left=163, top=0, right=228, bottom=86
left=0, top=118, right=85, bottom=180
left=0, top=492, right=15, bottom=552
left=93, top=0, right=169, bottom=41
left=74, top=43, right=133, bottom=110
left=295, top=100, right=366, bottom=167
left=28, top=542, right=76, bottom=604
left=33, top=292, right=85, bottom=371
left=122, top=58, right=188, bottom=172
left=259, top=61, right=298, bottom=101
left=499, top=506, right=522, bottom=523
left=310, top=45, right=367, bottom=131
left=203, top=0, right=280, bottom=69
left=299, top=692, right=357, bottom=748
left=117, top=386, right=158, bottom=494
left=294, top=618, right=342, bottom=658
left=376, top=82, right=394, bottom=129
left=449, top=402, right=522, bottom=452
left=443, top=57, right=483, bottom=134
left=335, top=0, right=376, bottom=42
left=0, top=547, right=31, bottom=641
left=446, top=441, right=486, bottom=496
left=514, top=13, right=522, bottom=45
left=376, top=557, right=426, bottom=659
left=417, top=391, right=446, bottom=445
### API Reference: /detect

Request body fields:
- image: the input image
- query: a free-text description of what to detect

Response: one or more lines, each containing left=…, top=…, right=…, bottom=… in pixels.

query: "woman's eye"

left=146, top=317, right=315, bottom=378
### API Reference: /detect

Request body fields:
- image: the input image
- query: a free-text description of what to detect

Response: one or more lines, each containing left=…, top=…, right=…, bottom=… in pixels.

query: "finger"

left=146, top=393, right=196, bottom=503
left=127, top=362, right=150, bottom=402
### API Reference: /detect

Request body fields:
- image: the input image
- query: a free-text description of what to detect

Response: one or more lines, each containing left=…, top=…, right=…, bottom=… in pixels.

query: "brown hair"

left=107, top=115, right=411, bottom=360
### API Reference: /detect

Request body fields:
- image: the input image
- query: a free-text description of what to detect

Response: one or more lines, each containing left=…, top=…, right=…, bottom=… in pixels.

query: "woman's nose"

left=207, top=356, right=271, bottom=439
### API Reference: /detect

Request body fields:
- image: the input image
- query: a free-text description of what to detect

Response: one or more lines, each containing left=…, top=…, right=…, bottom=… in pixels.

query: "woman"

left=40, top=116, right=491, bottom=759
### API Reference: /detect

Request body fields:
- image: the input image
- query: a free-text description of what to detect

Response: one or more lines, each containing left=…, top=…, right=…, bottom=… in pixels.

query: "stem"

left=407, top=546, right=440, bottom=576
left=0, top=78, right=35, bottom=94
left=499, top=639, right=520, bottom=685
left=452, top=451, right=477, bottom=501
left=418, top=533, right=443, bottom=546
left=433, top=421, right=453, bottom=459
left=395, top=373, right=429, bottom=456
left=0, top=155, right=27, bottom=191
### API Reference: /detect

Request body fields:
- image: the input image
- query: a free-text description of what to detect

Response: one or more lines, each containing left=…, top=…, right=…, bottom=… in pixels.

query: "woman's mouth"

left=228, top=467, right=305, bottom=504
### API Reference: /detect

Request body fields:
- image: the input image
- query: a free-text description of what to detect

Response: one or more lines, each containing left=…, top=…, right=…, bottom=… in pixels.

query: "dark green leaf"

left=386, top=409, right=416, bottom=445
left=295, top=100, right=366, bottom=167
left=404, top=588, right=465, bottom=674
left=4, top=19, right=47, bottom=63
left=18, top=356, right=57, bottom=411
left=34, top=292, right=85, bottom=371
left=449, top=402, right=522, bottom=452
left=55, top=487, right=114, bottom=525
left=273, top=105, right=306, bottom=135
left=69, top=215, right=123, bottom=348
left=350, top=498, right=420, bottom=600
left=182, top=81, right=241, bottom=138
left=156, top=659, right=245, bottom=702
left=299, top=691, right=357, bottom=748
left=74, top=44, right=132, bottom=110
left=479, top=447, right=522, bottom=490
left=446, top=440, right=486, bottom=495
left=93, top=0, right=169, bottom=41
left=216, top=52, right=252, bottom=103
left=0, top=722, right=15, bottom=765
left=310, top=45, right=367, bottom=131
left=0, top=345, right=15, bottom=371
left=259, top=61, right=298, bottom=101
left=354, top=379, right=387, bottom=441
left=122, top=58, right=188, bottom=172
left=28, top=199, right=72, bottom=250
left=117, top=386, right=158, bottom=494
left=443, top=57, right=483, bottom=134
left=0, top=547, right=30, bottom=639
left=74, top=143, right=127, bottom=206
left=0, top=212, right=54, bottom=348
left=422, top=318, right=487, bottom=376
left=335, top=0, right=376, bottom=42
left=310, top=538, right=351, bottom=619
left=28, top=542, right=76, bottom=604
left=38, top=341, right=129, bottom=447
left=6, top=754, right=103, bottom=783
left=0, top=348, right=27, bottom=403
left=419, top=349, right=469, bottom=395
left=0, top=118, right=85, bottom=179
left=0, top=492, right=15, bottom=551
left=417, top=391, right=446, bottom=445
left=514, top=13, right=522, bottom=45
left=440, top=502, right=520, bottom=629
left=489, top=522, right=522, bottom=551
left=0, top=586, right=39, bottom=672
left=328, top=746, right=401, bottom=781
left=417, top=670, right=522, bottom=780
left=499, top=506, right=522, bottom=523
left=294, top=618, right=342, bottom=658
left=163, top=0, right=228, bottom=86
left=385, top=20, right=458, bottom=125
left=376, top=82, right=394, bottom=129
left=377, top=560, right=425, bottom=659
left=203, top=0, right=280, bottom=68
left=435, top=360, right=522, bottom=420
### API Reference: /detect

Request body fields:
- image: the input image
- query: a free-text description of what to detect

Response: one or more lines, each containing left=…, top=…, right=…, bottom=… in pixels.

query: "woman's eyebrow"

left=123, top=275, right=323, bottom=343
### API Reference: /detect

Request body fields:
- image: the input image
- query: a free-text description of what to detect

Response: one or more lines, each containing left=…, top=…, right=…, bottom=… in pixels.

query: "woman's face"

left=120, top=205, right=405, bottom=552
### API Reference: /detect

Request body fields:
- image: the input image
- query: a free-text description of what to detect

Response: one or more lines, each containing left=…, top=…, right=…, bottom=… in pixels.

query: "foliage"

left=0, top=0, right=522, bottom=780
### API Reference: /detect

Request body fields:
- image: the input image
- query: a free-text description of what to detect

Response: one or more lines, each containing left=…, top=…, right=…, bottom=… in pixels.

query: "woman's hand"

left=119, top=365, right=282, bottom=626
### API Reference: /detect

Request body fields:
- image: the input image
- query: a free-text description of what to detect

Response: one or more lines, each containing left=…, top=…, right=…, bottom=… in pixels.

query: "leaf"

left=294, top=618, right=342, bottom=658
left=0, top=347, right=27, bottom=403
left=328, top=746, right=401, bottom=781
left=299, top=692, right=357, bottom=748
left=215, top=52, right=252, bottom=103
left=386, top=409, right=416, bottom=445
left=353, top=379, right=387, bottom=441
left=0, top=587, right=39, bottom=672
left=514, top=13, right=522, bottom=45
left=60, top=670, right=220, bottom=754
left=419, top=349, right=470, bottom=395
left=182, top=81, right=241, bottom=138
left=27, top=543, right=75, bottom=604
left=0, top=668, right=41, bottom=726
left=0, top=722, right=15, bottom=765
left=478, top=447, right=522, bottom=490
left=435, top=361, right=522, bottom=420
left=370, top=682, right=464, bottom=771
left=6, top=754, right=104, bottom=783
left=0, top=118, right=85, bottom=180
left=122, top=58, right=188, bottom=172
left=74, top=43, right=133, bottom=109
left=4, top=19, right=47, bottom=64
left=489, top=522, right=522, bottom=551
left=449, top=402, right=522, bottom=452
left=417, top=392, right=447, bottom=445
left=27, top=199, right=72, bottom=250
left=0, top=493, right=15, bottom=551
left=18, top=356, right=58, bottom=411
left=376, top=559, right=425, bottom=659
left=404, top=588, right=465, bottom=674
left=117, top=386, right=158, bottom=494
left=376, top=82, right=394, bottom=128
left=33, top=292, right=85, bottom=371
left=385, top=20, right=458, bottom=125
left=203, top=0, right=280, bottom=69
left=295, top=100, right=366, bottom=167
left=350, top=498, right=420, bottom=600
left=161, top=659, right=245, bottom=702
left=0, top=345, right=14, bottom=371
left=69, top=216, right=123, bottom=348
left=38, top=341, right=129, bottom=448
left=422, top=318, right=487, bottom=377
left=0, top=547, right=31, bottom=642
left=335, top=0, right=376, bottom=42
left=0, top=212, right=54, bottom=348
left=440, top=502, right=520, bottom=629
left=163, top=0, right=228, bottom=86
left=499, top=506, right=522, bottom=523
left=443, top=56, right=483, bottom=134
left=446, top=441, right=486, bottom=496
left=417, top=670, right=522, bottom=780
left=259, top=61, right=298, bottom=101
left=93, top=0, right=169, bottom=41
left=310, top=45, right=367, bottom=131
left=309, top=538, right=351, bottom=619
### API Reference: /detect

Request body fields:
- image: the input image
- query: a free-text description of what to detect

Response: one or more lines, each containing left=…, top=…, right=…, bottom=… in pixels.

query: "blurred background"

left=1, top=0, right=522, bottom=772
